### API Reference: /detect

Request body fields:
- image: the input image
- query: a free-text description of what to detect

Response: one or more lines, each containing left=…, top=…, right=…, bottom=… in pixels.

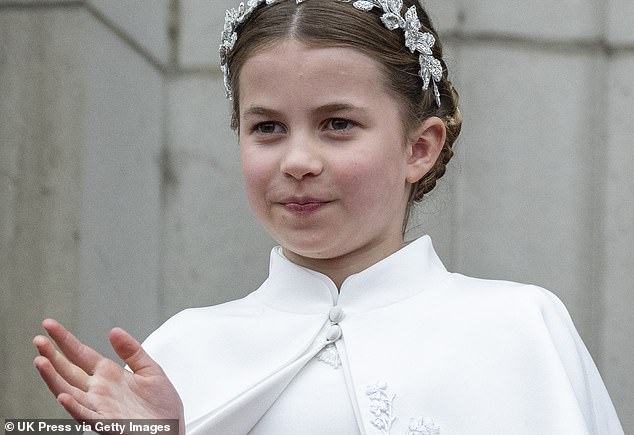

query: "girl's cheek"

left=242, top=167, right=263, bottom=194
left=241, top=155, right=272, bottom=201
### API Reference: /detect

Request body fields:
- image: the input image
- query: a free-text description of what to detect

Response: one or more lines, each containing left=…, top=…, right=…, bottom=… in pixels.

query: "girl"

left=34, top=1, right=624, bottom=434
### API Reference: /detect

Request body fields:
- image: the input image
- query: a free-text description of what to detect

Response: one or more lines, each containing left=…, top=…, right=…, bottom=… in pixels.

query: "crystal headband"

left=219, top=0, right=443, bottom=107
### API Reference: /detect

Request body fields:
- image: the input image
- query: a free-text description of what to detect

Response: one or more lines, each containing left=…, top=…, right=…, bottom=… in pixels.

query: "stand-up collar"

left=253, top=236, right=448, bottom=314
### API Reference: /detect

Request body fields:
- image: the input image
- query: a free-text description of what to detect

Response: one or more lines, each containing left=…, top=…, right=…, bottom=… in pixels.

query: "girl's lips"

left=279, top=198, right=333, bottom=214
left=284, top=202, right=326, bottom=213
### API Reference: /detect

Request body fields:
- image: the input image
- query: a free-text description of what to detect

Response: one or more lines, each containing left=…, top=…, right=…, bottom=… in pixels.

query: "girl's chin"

left=273, top=230, right=342, bottom=258
left=281, top=245, right=337, bottom=261
left=279, top=238, right=359, bottom=264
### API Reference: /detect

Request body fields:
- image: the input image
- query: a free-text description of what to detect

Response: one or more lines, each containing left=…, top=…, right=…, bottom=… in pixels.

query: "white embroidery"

left=316, top=344, right=341, bottom=369
left=365, top=381, right=440, bottom=435
left=408, top=417, right=440, bottom=435
left=366, top=381, right=396, bottom=434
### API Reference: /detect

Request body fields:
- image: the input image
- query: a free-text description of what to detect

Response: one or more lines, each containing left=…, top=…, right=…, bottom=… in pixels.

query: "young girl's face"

left=238, top=40, right=419, bottom=269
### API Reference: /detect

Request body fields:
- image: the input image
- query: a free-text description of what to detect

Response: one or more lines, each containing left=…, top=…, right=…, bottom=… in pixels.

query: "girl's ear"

left=405, top=116, right=446, bottom=184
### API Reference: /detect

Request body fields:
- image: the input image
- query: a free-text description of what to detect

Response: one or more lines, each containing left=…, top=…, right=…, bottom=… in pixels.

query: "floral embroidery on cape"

left=365, top=381, right=440, bottom=435
left=407, top=416, right=441, bottom=435
left=366, top=381, right=396, bottom=434
left=316, top=343, right=342, bottom=369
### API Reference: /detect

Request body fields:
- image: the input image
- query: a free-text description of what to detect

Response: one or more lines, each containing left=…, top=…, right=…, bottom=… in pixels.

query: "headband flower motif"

left=219, top=0, right=443, bottom=107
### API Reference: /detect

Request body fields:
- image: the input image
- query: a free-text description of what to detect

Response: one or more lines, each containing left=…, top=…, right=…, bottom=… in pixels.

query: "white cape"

left=143, top=236, right=624, bottom=435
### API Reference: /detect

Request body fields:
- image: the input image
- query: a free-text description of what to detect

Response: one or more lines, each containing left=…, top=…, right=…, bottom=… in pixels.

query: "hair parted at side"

left=224, top=0, right=462, bottom=205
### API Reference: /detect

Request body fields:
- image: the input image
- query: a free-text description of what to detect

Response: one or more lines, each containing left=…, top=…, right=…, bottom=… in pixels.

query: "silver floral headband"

left=219, top=0, right=443, bottom=107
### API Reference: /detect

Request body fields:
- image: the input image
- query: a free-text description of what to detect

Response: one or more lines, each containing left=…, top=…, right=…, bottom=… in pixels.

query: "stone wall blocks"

left=425, top=0, right=462, bottom=34
left=85, top=0, right=172, bottom=66
left=179, top=0, right=234, bottom=68
left=607, top=0, right=634, bottom=44
left=0, top=0, right=79, bottom=3
left=459, top=0, right=601, bottom=40
left=76, top=12, right=165, bottom=358
left=169, top=76, right=236, bottom=159
left=0, top=8, right=88, bottom=418
left=601, top=53, right=634, bottom=433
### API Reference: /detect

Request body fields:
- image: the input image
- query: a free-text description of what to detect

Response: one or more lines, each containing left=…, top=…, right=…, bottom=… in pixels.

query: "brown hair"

left=226, top=0, right=462, bottom=206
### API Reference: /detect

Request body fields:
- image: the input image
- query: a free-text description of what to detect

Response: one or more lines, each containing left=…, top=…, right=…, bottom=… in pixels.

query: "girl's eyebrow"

left=243, top=103, right=369, bottom=119
left=242, top=106, right=282, bottom=119
left=315, top=103, right=369, bottom=117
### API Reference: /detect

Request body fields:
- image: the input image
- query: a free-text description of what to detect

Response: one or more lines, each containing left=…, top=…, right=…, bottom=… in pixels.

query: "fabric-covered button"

left=329, top=306, right=345, bottom=324
left=326, top=324, right=342, bottom=342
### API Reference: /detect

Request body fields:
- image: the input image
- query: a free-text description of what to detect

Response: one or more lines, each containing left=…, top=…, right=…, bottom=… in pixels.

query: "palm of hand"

left=34, top=319, right=184, bottom=430
left=84, top=360, right=180, bottom=418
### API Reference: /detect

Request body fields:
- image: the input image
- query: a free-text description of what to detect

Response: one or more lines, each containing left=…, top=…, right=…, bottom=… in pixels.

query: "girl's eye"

left=254, top=122, right=284, bottom=134
left=326, top=118, right=353, bottom=131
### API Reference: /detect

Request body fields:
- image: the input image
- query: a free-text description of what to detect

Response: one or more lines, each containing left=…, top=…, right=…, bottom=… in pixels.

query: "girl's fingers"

left=57, top=393, right=101, bottom=421
left=33, top=355, right=89, bottom=405
left=42, top=319, right=103, bottom=375
left=109, top=327, right=163, bottom=376
left=33, top=335, right=90, bottom=391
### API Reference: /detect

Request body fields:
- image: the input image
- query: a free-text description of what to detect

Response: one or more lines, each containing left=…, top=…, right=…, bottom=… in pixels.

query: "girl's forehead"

left=239, top=40, right=381, bottom=89
left=243, top=40, right=379, bottom=73
left=238, top=40, right=389, bottom=105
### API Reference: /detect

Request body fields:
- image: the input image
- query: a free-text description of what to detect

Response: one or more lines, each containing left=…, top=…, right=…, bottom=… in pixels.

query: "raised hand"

left=33, top=319, right=184, bottom=434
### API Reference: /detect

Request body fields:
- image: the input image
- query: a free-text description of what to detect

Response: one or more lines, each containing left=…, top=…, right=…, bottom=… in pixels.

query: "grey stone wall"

left=1, top=0, right=632, bottom=430
left=1, top=1, right=167, bottom=418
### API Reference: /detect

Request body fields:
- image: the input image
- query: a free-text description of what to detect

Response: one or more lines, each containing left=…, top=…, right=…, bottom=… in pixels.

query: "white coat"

left=143, top=236, right=624, bottom=435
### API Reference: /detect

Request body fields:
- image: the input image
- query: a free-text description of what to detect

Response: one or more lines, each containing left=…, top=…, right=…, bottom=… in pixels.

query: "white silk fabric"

left=143, top=236, right=624, bottom=435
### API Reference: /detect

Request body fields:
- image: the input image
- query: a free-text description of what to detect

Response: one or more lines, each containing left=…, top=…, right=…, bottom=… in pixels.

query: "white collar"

left=253, top=235, right=449, bottom=315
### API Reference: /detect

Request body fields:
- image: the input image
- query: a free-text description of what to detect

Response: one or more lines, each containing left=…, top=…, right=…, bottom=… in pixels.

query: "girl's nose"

left=280, top=136, right=323, bottom=180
